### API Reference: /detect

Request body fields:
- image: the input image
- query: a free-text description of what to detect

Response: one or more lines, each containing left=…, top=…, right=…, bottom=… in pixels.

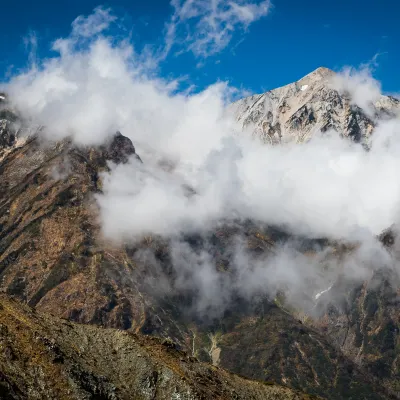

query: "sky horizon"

left=0, top=0, right=398, bottom=96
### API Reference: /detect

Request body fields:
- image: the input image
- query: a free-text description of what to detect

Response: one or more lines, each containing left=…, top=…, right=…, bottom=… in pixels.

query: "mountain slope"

left=0, top=77, right=399, bottom=399
left=0, top=294, right=317, bottom=400
left=313, top=256, right=400, bottom=394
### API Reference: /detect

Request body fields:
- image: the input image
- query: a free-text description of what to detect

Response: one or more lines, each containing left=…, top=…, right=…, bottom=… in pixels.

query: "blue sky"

left=0, top=0, right=398, bottom=94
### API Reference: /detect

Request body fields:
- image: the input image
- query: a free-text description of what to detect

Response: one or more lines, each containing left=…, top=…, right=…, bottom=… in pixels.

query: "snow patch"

left=315, top=285, right=332, bottom=300
left=300, top=85, right=309, bottom=91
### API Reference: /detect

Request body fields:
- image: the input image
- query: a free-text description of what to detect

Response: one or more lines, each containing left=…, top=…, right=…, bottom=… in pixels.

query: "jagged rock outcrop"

left=230, top=67, right=400, bottom=145
left=99, top=131, right=142, bottom=164
left=0, top=97, right=20, bottom=161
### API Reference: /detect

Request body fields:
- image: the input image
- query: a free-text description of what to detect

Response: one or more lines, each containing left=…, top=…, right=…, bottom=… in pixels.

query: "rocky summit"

left=230, top=67, right=400, bottom=145
left=0, top=69, right=399, bottom=399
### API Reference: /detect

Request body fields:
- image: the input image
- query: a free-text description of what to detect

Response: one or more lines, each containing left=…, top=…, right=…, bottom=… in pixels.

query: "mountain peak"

left=231, top=66, right=399, bottom=145
left=298, top=66, right=335, bottom=85
left=99, top=131, right=140, bottom=164
left=308, top=66, right=334, bottom=76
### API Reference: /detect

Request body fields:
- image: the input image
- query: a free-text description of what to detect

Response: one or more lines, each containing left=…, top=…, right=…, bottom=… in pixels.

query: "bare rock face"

left=230, top=67, right=400, bottom=145
left=0, top=98, right=18, bottom=159
left=0, top=120, right=16, bottom=149
left=100, top=131, right=142, bottom=164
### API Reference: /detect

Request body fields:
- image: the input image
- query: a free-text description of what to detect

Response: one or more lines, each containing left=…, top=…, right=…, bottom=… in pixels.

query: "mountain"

left=311, top=248, right=400, bottom=395
left=230, top=67, right=400, bottom=145
left=0, top=294, right=315, bottom=400
left=230, top=68, right=400, bottom=394
left=0, top=72, right=399, bottom=399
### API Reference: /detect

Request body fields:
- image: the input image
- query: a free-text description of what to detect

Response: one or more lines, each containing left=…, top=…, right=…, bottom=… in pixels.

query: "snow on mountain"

left=230, top=67, right=400, bottom=146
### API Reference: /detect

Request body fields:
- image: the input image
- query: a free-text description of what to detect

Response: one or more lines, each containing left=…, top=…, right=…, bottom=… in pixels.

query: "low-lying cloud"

left=98, top=129, right=400, bottom=242
left=2, top=5, right=400, bottom=317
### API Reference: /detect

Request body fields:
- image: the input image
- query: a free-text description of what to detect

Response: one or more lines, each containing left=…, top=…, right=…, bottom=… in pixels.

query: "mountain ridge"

left=0, top=68, right=400, bottom=398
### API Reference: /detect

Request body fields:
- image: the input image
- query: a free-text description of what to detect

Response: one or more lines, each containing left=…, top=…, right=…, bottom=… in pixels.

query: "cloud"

left=330, top=65, right=382, bottom=115
left=23, top=31, right=39, bottom=68
left=4, top=8, right=184, bottom=146
left=71, top=6, right=117, bottom=38
left=163, top=0, right=272, bottom=58
left=3, top=7, right=400, bottom=318
left=97, top=125, right=400, bottom=243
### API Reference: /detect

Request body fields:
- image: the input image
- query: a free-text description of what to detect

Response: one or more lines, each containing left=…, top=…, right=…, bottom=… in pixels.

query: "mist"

left=2, top=5, right=400, bottom=317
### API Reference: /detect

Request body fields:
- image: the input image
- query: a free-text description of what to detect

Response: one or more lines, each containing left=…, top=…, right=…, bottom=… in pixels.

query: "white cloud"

left=71, top=6, right=116, bottom=38
left=3, top=7, right=400, bottom=317
left=23, top=31, right=39, bottom=68
left=163, top=0, right=271, bottom=58
left=330, top=66, right=382, bottom=115
left=6, top=8, right=400, bottom=246
left=97, top=124, right=400, bottom=244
